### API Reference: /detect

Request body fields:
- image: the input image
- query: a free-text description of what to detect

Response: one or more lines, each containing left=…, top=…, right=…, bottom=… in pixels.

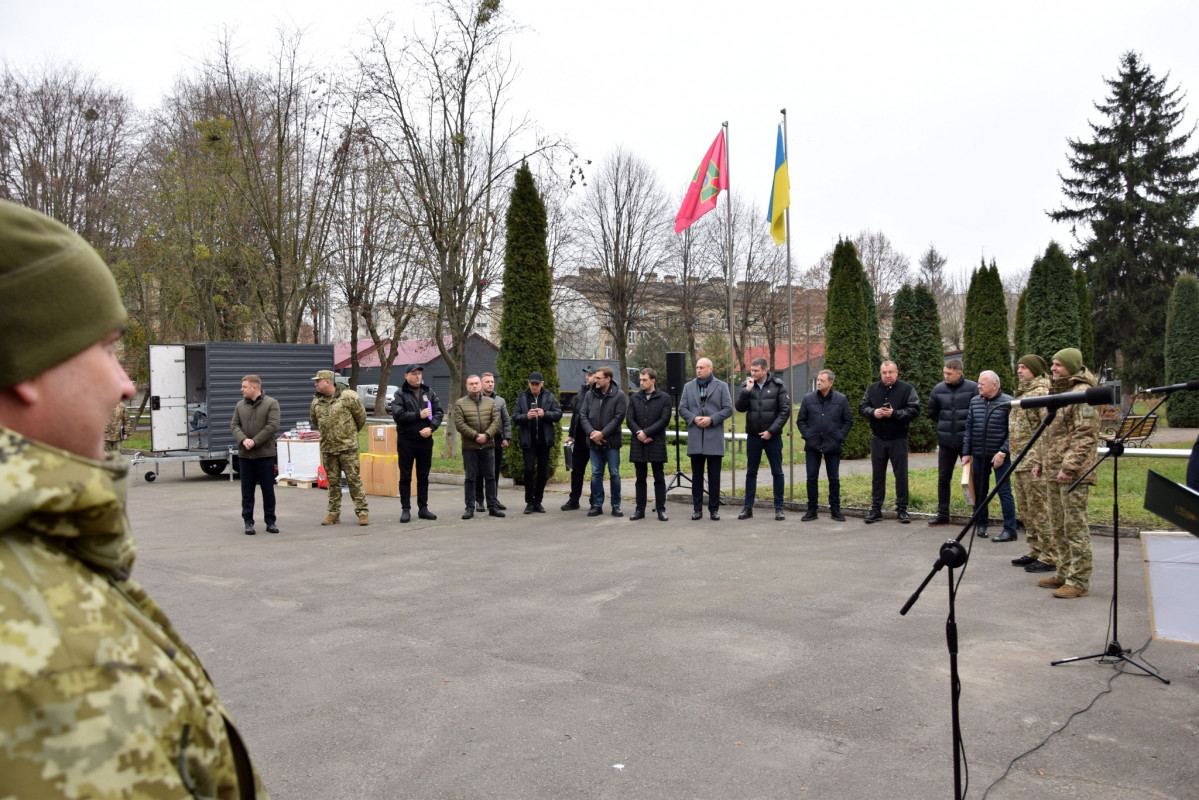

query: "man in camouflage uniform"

left=310, top=369, right=369, bottom=526
left=0, top=199, right=268, bottom=798
left=104, top=400, right=130, bottom=452
left=1035, top=348, right=1100, bottom=599
left=1008, top=355, right=1056, bottom=573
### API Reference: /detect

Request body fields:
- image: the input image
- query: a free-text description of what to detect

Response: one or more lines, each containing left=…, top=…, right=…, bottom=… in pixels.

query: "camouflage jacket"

left=104, top=403, right=130, bottom=443
left=1042, top=369, right=1101, bottom=485
left=0, top=425, right=268, bottom=799
left=451, top=393, right=500, bottom=451
left=309, top=386, right=366, bottom=453
left=1008, top=376, right=1051, bottom=473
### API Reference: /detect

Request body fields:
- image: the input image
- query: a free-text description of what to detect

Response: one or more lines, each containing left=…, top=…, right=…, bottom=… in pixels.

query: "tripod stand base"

left=1052, top=640, right=1170, bottom=684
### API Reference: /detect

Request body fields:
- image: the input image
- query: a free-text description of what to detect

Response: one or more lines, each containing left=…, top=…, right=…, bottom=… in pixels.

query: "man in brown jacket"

left=231, top=374, right=281, bottom=534
left=452, top=374, right=504, bottom=519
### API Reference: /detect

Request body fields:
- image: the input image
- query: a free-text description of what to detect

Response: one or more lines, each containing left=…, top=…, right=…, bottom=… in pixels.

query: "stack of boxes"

left=360, top=425, right=408, bottom=497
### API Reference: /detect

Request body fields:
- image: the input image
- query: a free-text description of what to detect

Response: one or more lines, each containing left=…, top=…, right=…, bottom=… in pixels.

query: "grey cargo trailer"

left=135, top=342, right=333, bottom=481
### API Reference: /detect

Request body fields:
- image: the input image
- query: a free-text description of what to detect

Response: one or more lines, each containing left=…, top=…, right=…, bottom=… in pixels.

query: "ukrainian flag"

left=768, top=125, right=790, bottom=246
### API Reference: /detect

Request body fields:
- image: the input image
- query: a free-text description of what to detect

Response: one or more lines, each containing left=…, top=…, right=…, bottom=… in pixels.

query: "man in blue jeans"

left=578, top=367, right=627, bottom=517
left=796, top=369, right=854, bottom=521
left=962, top=370, right=1017, bottom=540
left=735, top=357, right=791, bottom=520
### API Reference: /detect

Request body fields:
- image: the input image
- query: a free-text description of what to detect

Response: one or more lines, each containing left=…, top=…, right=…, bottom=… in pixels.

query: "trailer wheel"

left=145, top=472, right=157, bottom=482
left=200, top=459, right=228, bottom=477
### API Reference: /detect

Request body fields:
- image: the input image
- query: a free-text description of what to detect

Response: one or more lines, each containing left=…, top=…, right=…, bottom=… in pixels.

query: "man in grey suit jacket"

left=678, top=357, right=733, bottom=520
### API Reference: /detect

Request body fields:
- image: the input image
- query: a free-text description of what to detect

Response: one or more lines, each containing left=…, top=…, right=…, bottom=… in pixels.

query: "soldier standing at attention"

left=104, top=400, right=130, bottom=453
left=1008, top=355, right=1056, bottom=574
left=0, top=199, right=268, bottom=797
left=310, top=369, right=369, bottom=526
left=1034, top=348, right=1100, bottom=599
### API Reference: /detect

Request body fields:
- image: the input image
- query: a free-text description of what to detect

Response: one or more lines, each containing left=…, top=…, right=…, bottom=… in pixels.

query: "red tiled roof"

left=739, top=342, right=824, bottom=370
left=333, top=336, right=452, bottom=369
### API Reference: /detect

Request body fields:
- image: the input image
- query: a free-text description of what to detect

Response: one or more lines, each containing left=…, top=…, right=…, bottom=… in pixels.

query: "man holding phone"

left=859, top=360, right=921, bottom=523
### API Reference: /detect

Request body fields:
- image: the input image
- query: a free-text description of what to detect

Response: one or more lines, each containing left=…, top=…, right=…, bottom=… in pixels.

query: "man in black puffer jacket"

left=926, top=359, right=978, bottom=525
left=734, top=357, right=791, bottom=520
left=962, top=370, right=1017, bottom=541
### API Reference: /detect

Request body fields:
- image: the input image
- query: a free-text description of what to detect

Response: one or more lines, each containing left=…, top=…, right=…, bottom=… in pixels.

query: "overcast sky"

left=5, top=0, right=1199, bottom=281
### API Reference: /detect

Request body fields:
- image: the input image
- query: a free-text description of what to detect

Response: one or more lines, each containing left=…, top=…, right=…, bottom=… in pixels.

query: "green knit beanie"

left=1017, top=354, right=1048, bottom=377
left=1052, top=348, right=1083, bottom=376
left=0, top=200, right=127, bottom=387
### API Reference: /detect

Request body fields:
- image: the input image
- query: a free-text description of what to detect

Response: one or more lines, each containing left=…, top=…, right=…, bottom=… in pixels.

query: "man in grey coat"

left=678, top=357, right=733, bottom=520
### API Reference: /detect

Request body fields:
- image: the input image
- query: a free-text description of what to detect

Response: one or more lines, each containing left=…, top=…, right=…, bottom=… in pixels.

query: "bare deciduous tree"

left=852, top=228, right=911, bottom=324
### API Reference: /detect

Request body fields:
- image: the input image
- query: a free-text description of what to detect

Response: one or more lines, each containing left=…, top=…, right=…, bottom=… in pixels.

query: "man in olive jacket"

left=627, top=367, right=673, bottom=521
left=310, top=369, right=369, bottom=526
left=453, top=374, right=504, bottom=519
left=231, top=374, right=281, bottom=534
left=0, top=199, right=269, bottom=799
left=796, top=368, right=853, bottom=522
left=735, top=357, right=791, bottom=521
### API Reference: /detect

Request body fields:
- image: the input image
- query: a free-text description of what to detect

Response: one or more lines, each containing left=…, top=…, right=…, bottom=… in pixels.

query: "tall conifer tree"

left=963, top=259, right=1013, bottom=389
left=1075, top=268, right=1094, bottom=369
left=1025, top=242, right=1081, bottom=367
left=1165, top=274, right=1199, bottom=426
left=889, top=283, right=942, bottom=452
left=496, top=163, right=558, bottom=478
left=822, top=239, right=872, bottom=459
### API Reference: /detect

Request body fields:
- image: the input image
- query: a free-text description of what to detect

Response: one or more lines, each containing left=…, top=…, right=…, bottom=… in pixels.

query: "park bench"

left=1108, top=412, right=1159, bottom=446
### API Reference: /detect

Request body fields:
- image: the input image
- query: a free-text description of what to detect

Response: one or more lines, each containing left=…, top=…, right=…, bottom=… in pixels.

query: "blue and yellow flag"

left=767, top=125, right=790, bottom=245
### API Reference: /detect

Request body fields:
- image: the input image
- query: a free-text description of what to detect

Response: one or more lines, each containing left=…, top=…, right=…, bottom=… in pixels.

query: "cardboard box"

left=368, top=425, right=397, bottom=455
left=360, top=453, right=406, bottom=497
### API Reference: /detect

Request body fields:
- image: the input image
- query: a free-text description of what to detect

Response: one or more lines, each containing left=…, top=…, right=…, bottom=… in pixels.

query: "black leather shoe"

left=897, top=511, right=911, bottom=524
left=462, top=508, right=475, bottom=519
left=863, top=509, right=882, bottom=523
left=775, top=509, right=786, bottom=521
left=975, top=528, right=989, bottom=538
left=495, top=502, right=507, bottom=511
left=611, top=508, right=624, bottom=518
left=928, top=514, right=951, bottom=526
left=523, top=504, right=535, bottom=514
left=801, top=509, right=818, bottom=521
left=831, top=510, right=846, bottom=522
left=476, top=503, right=485, bottom=512
left=266, top=524, right=279, bottom=533
left=630, top=509, right=645, bottom=521
left=1011, top=554, right=1036, bottom=566
left=561, top=499, right=581, bottom=511
left=533, top=504, right=546, bottom=513
left=244, top=523, right=255, bottom=535
left=657, top=509, right=669, bottom=521
left=992, top=529, right=1017, bottom=543
left=691, top=510, right=703, bottom=520
left=738, top=507, right=753, bottom=520
left=1026, top=560, right=1056, bottom=573
left=587, top=506, right=604, bottom=517
left=418, top=508, right=437, bottom=521
left=709, top=511, right=720, bottom=521
left=488, top=508, right=505, bottom=518
left=400, top=509, right=412, bottom=523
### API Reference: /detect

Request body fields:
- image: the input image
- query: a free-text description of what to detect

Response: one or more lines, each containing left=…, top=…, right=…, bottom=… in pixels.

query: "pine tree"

left=495, top=163, right=559, bottom=479
left=822, top=239, right=873, bottom=459
left=1013, top=289, right=1029, bottom=358
left=1164, top=274, right=1199, bottom=426
left=1074, top=268, right=1094, bottom=369
left=889, top=283, right=942, bottom=452
left=963, top=259, right=1013, bottom=389
left=1051, top=51, right=1199, bottom=387
left=862, top=273, right=883, bottom=374
left=1025, top=242, right=1081, bottom=366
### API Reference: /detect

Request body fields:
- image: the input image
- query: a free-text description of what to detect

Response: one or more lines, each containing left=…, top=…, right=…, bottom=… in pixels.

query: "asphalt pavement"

left=124, top=460, right=1198, bottom=799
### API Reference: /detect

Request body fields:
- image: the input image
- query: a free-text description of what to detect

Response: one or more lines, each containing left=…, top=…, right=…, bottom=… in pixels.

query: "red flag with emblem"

left=674, top=130, right=728, bottom=234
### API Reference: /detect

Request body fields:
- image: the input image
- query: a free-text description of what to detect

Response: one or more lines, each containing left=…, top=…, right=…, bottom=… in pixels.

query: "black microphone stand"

left=666, top=390, right=693, bottom=491
left=1051, top=394, right=1170, bottom=683
left=901, top=407, right=1058, bottom=800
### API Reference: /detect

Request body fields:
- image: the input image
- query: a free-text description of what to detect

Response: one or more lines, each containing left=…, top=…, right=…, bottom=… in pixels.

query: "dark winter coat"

left=578, top=383, right=628, bottom=449
left=859, top=380, right=921, bottom=440
left=391, top=381, right=444, bottom=441
left=796, top=388, right=853, bottom=454
left=962, top=390, right=1013, bottom=458
left=927, top=377, right=979, bottom=448
left=566, top=383, right=591, bottom=450
left=734, top=373, right=792, bottom=437
left=230, top=393, right=280, bottom=459
left=514, top=388, right=563, bottom=450
left=626, top=388, right=673, bottom=463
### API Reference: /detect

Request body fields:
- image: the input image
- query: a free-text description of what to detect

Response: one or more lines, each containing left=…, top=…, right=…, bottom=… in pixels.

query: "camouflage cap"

left=311, top=369, right=336, bottom=381
left=0, top=200, right=127, bottom=387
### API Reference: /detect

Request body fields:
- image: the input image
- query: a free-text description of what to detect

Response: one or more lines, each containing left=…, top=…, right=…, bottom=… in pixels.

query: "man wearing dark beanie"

left=0, top=201, right=268, bottom=796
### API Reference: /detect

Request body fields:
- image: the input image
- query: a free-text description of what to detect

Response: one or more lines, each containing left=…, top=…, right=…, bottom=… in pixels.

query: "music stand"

left=1144, top=469, right=1199, bottom=537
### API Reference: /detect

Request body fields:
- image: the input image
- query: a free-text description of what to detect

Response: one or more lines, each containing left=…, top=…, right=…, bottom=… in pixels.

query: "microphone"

left=1146, top=379, right=1199, bottom=394
left=1006, top=385, right=1115, bottom=410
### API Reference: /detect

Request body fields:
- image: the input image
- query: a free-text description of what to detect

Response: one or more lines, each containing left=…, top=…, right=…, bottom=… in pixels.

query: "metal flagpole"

left=782, top=109, right=795, bottom=502
left=723, top=120, right=736, bottom=502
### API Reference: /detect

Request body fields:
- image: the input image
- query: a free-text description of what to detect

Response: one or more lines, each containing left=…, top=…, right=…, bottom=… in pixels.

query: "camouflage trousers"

left=1045, top=480, right=1092, bottom=590
left=104, top=439, right=121, bottom=453
left=323, top=449, right=368, bottom=516
left=1013, top=472, right=1054, bottom=565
